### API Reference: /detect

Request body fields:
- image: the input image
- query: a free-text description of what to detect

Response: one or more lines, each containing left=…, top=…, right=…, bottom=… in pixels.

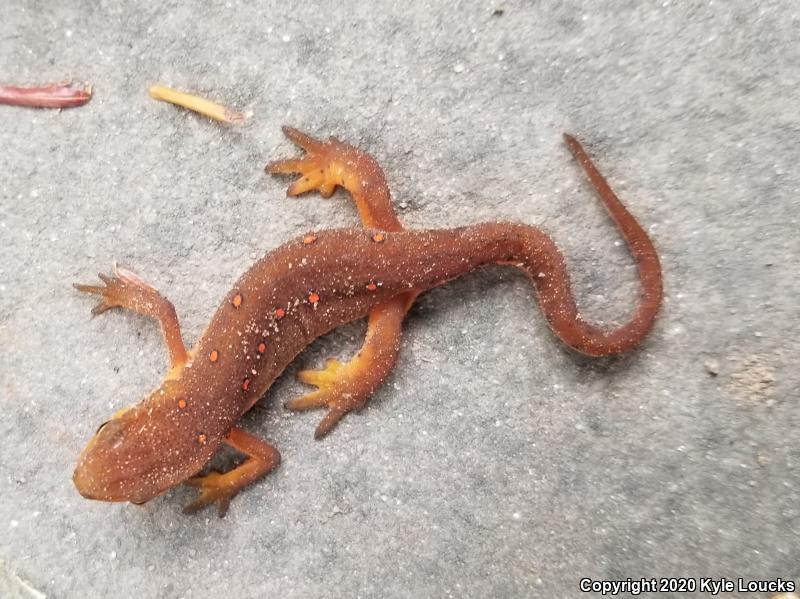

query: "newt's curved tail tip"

left=562, top=133, right=582, bottom=153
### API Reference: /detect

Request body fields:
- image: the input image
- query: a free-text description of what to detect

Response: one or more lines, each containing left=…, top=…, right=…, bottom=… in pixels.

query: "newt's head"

left=73, top=382, right=213, bottom=505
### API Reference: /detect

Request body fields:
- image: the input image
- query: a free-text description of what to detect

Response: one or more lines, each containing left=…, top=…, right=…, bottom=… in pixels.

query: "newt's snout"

left=72, top=457, right=111, bottom=501
left=73, top=418, right=137, bottom=502
left=73, top=413, right=166, bottom=505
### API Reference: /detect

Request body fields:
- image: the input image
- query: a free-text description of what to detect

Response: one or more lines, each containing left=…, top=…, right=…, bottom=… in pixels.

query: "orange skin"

left=73, top=128, right=662, bottom=516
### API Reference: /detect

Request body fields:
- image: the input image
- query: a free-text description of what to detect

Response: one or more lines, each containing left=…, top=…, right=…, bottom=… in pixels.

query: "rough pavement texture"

left=1, top=1, right=798, bottom=598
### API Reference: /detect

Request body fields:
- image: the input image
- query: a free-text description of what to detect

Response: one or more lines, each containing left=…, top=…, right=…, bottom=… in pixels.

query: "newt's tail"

left=424, top=135, right=661, bottom=356
left=500, top=134, right=662, bottom=356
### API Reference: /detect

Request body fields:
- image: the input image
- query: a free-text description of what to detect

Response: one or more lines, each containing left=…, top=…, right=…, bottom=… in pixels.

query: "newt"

left=73, top=128, right=663, bottom=516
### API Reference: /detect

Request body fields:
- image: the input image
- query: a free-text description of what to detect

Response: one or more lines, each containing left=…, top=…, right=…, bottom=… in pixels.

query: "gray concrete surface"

left=1, top=1, right=798, bottom=598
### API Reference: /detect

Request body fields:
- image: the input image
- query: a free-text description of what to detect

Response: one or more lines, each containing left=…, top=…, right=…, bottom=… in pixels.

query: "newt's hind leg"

left=183, top=427, right=281, bottom=517
left=287, top=295, right=415, bottom=438
left=74, top=265, right=188, bottom=372
left=270, top=127, right=416, bottom=437
left=266, top=126, right=403, bottom=231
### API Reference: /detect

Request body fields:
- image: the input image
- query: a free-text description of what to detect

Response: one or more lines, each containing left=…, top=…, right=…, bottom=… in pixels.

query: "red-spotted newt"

left=73, top=128, right=663, bottom=516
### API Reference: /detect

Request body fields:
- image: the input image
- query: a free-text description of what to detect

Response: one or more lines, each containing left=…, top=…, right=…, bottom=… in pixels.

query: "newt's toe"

left=287, top=171, right=327, bottom=196
left=296, top=358, right=343, bottom=386
left=266, top=156, right=315, bottom=175
left=281, top=126, right=326, bottom=153
left=285, top=389, right=329, bottom=411
left=314, top=407, right=348, bottom=439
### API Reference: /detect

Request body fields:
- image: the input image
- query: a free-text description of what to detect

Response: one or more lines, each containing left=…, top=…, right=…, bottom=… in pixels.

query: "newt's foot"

left=75, top=265, right=189, bottom=370
left=183, top=471, right=239, bottom=517
left=287, top=357, right=369, bottom=439
left=74, top=265, right=159, bottom=316
left=266, top=126, right=354, bottom=198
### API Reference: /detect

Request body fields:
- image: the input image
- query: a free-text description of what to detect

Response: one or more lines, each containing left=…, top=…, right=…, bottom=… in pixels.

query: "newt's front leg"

left=74, top=265, right=188, bottom=372
left=184, top=427, right=281, bottom=517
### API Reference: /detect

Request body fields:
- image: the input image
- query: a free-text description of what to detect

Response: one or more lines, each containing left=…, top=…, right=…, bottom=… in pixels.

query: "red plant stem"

left=0, top=82, right=92, bottom=108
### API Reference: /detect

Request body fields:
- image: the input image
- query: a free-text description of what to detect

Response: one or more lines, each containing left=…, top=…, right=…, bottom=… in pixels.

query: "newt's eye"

left=95, top=420, right=111, bottom=434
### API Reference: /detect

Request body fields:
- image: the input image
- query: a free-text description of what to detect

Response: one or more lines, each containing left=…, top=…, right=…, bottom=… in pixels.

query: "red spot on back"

left=366, top=282, right=378, bottom=291
left=209, top=350, right=219, bottom=362
left=178, top=398, right=187, bottom=409
left=197, top=433, right=207, bottom=445
left=242, top=378, right=251, bottom=391
left=372, top=232, right=385, bottom=242
left=232, top=293, right=243, bottom=308
left=308, top=292, right=320, bottom=304
left=275, top=308, right=286, bottom=319
left=257, top=342, right=266, bottom=354
left=303, top=234, right=317, bottom=245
